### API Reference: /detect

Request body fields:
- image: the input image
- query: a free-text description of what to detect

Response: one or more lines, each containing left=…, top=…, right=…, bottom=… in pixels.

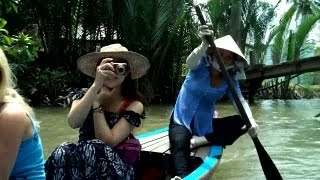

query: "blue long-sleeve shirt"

left=171, top=57, right=242, bottom=136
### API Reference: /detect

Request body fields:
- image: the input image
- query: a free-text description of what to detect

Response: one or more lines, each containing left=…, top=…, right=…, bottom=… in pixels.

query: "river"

left=36, top=99, right=320, bottom=180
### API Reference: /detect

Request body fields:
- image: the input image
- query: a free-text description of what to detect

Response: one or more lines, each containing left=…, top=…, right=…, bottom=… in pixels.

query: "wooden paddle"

left=194, top=5, right=283, bottom=180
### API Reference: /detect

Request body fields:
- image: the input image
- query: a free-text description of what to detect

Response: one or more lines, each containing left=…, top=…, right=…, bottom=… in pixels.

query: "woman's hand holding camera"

left=93, top=58, right=127, bottom=93
left=99, top=58, right=117, bottom=75
left=96, top=58, right=127, bottom=77
left=94, top=59, right=114, bottom=88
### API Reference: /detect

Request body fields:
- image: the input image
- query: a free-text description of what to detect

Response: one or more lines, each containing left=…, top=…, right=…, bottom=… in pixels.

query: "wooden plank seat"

left=136, top=127, right=217, bottom=158
left=139, top=130, right=170, bottom=154
left=136, top=128, right=170, bottom=154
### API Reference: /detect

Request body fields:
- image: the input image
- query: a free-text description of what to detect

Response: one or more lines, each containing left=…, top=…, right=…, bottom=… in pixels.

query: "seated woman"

left=0, top=48, right=45, bottom=179
left=45, top=44, right=150, bottom=179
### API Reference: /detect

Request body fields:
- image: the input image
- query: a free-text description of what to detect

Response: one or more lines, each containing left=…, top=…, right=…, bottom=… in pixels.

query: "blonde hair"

left=0, top=48, right=36, bottom=120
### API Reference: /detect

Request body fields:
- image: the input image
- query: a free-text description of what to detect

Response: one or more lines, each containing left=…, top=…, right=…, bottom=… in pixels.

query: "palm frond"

left=271, top=4, right=296, bottom=63
left=295, top=13, right=320, bottom=59
left=207, top=0, right=231, bottom=37
left=151, top=3, right=188, bottom=81
left=266, top=4, right=297, bottom=46
left=286, top=30, right=295, bottom=61
left=151, top=0, right=171, bottom=48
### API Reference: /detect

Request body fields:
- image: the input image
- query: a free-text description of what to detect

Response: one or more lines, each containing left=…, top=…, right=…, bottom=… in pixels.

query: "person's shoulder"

left=0, top=103, right=29, bottom=136
left=0, top=103, right=29, bottom=123
left=127, top=100, right=144, bottom=114
left=129, top=100, right=143, bottom=109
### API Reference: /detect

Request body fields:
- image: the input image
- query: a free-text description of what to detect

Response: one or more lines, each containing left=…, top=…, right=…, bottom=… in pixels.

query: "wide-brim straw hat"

left=212, top=35, right=249, bottom=66
left=77, top=43, right=150, bottom=79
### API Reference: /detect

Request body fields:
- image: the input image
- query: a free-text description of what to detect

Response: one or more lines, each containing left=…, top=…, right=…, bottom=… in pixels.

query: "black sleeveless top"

left=78, top=108, right=145, bottom=141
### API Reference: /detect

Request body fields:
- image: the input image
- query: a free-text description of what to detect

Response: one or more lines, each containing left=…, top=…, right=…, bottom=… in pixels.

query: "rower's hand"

left=247, top=118, right=259, bottom=138
left=199, top=25, right=213, bottom=48
left=190, top=135, right=210, bottom=149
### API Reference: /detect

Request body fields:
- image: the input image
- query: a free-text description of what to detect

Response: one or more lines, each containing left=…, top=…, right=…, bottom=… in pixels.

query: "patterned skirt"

left=45, top=139, right=134, bottom=180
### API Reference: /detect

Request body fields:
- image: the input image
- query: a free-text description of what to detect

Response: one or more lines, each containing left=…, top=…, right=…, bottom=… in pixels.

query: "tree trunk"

left=229, top=0, right=242, bottom=42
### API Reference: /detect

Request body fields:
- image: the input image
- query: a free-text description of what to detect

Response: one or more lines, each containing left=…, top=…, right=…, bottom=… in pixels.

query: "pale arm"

left=67, top=83, right=101, bottom=129
left=186, top=25, right=212, bottom=70
left=227, top=79, right=259, bottom=138
left=190, top=136, right=210, bottom=149
left=93, top=101, right=144, bottom=147
left=231, top=95, right=259, bottom=138
left=186, top=43, right=208, bottom=70
left=232, top=96, right=254, bottom=120
left=68, top=59, right=114, bottom=129
left=0, top=105, right=30, bottom=179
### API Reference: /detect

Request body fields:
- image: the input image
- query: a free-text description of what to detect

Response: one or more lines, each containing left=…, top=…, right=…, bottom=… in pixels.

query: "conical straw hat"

left=214, top=35, right=249, bottom=65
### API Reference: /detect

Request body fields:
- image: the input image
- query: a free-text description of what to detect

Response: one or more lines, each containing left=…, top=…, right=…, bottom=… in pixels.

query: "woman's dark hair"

left=121, top=74, right=146, bottom=105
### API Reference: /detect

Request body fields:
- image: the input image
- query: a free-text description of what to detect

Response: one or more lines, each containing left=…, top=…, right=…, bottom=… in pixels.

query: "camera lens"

left=115, top=64, right=126, bottom=75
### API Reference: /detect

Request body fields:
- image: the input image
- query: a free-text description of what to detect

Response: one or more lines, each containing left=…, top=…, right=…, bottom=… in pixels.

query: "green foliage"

left=3, top=32, right=39, bottom=64
left=0, top=18, right=10, bottom=43
left=265, top=1, right=320, bottom=98
left=270, top=5, right=296, bottom=63
left=17, top=67, right=70, bottom=106
left=295, top=13, right=320, bottom=58
left=0, top=0, right=18, bottom=16
left=243, top=1, right=275, bottom=64
left=267, top=1, right=320, bottom=63
left=15, top=0, right=280, bottom=103
left=6, top=0, right=317, bottom=105
left=205, top=0, right=275, bottom=64
left=315, top=47, right=320, bottom=56
left=0, top=18, right=39, bottom=66
left=206, top=0, right=231, bottom=37
left=181, top=63, right=188, bottom=76
left=287, top=30, right=296, bottom=61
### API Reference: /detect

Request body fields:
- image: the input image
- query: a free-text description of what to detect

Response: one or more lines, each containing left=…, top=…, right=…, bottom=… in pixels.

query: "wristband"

left=93, top=106, right=103, bottom=113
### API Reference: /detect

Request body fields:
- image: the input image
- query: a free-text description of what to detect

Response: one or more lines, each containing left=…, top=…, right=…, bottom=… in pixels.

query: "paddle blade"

left=252, top=137, right=283, bottom=180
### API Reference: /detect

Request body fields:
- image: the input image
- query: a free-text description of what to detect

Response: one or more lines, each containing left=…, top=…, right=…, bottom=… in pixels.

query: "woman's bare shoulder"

left=127, top=100, right=144, bottom=114
left=0, top=103, right=29, bottom=139
left=0, top=103, right=30, bottom=124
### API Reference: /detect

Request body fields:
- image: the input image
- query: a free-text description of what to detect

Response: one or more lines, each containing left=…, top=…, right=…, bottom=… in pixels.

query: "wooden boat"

left=134, top=127, right=223, bottom=180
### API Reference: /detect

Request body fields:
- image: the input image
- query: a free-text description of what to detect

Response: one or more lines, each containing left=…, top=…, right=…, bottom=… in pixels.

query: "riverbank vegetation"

left=0, top=0, right=319, bottom=106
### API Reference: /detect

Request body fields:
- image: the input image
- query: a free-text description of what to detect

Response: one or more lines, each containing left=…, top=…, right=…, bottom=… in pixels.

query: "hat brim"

left=77, top=51, right=150, bottom=79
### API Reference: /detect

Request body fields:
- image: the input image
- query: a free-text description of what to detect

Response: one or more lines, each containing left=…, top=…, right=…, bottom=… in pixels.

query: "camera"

left=112, top=63, right=127, bottom=75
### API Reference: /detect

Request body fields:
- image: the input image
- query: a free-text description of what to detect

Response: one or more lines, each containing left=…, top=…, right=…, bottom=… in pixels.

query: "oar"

left=194, top=5, right=283, bottom=180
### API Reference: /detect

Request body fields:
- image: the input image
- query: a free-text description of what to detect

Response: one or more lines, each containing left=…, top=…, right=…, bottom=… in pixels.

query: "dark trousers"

left=169, top=114, right=246, bottom=177
left=205, top=115, right=246, bottom=145
left=169, top=119, right=192, bottom=178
